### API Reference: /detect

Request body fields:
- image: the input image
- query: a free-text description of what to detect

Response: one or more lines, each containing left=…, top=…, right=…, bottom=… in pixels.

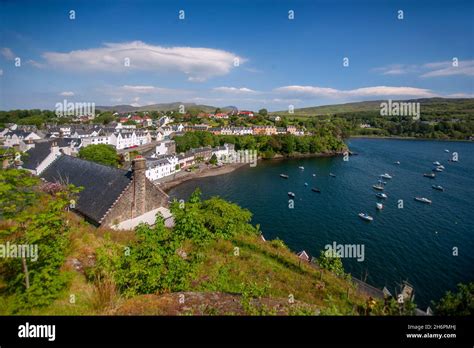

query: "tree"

left=316, top=250, right=345, bottom=276
left=209, top=154, right=218, bottom=165
left=78, top=144, right=119, bottom=167
left=258, top=109, right=268, bottom=117
left=0, top=170, right=79, bottom=311
left=0, top=169, right=39, bottom=220
left=432, top=282, right=474, bottom=315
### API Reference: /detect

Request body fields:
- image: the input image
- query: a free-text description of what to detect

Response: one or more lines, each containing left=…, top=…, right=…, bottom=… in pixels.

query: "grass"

left=190, top=234, right=366, bottom=314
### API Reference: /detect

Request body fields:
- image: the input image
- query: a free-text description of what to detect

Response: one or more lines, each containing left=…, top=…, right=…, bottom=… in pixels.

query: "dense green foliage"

left=0, top=170, right=79, bottom=311
left=174, top=131, right=347, bottom=156
left=91, top=189, right=258, bottom=298
left=78, top=144, right=120, bottom=167
left=432, top=282, right=474, bottom=315
left=316, top=250, right=345, bottom=277
left=92, top=217, right=191, bottom=297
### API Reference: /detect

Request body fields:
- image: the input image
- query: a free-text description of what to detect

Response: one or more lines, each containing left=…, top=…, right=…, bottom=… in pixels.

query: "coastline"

left=158, top=163, right=248, bottom=192
left=349, top=135, right=473, bottom=142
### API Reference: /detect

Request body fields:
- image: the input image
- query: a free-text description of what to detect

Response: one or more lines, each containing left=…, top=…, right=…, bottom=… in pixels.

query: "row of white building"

left=144, top=142, right=236, bottom=181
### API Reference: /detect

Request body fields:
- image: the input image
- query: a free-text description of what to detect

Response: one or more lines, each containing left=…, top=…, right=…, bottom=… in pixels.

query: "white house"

left=232, top=127, right=253, bottom=135
left=145, top=155, right=180, bottom=181
left=108, top=131, right=152, bottom=150
left=81, top=135, right=111, bottom=147
left=212, top=143, right=235, bottom=161
left=3, top=130, right=41, bottom=147
left=70, top=129, right=101, bottom=139
left=155, top=140, right=176, bottom=156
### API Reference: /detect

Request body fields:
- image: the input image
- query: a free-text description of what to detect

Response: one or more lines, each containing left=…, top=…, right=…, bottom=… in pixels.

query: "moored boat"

left=414, top=197, right=432, bottom=204
left=432, top=185, right=444, bottom=191
left=423, top=173, right=435, bottom=178
left=299, top=166, right=304, bottom=170
left=433, top=167, right=443, bottom=172
left=329, top=173, right=336, bottom=177
left=380, top=173, right=392, bottom=179
left=376, top=192, right=388, bottom=199
left=288, top=192, right=295, bottom=198
left=394, top=161, right=400, bottom=165
left=433, top=161, right=441, bottom=166
left=280, top=174, right=289, bottom=179
left=311, top=187, right=321, bottom=193
left=373, top=184, right=384, bottom=191
left=376, top=202, right=383, bottom=210
left=358, top=213, right=374, bottom=221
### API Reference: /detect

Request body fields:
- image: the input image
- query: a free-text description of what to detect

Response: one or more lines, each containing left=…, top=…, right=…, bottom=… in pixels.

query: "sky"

left=0, top=0, right=473, bottom=111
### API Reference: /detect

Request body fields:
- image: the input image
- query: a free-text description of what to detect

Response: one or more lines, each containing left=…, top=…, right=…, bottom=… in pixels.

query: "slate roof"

left=40, top=155, right=132, bottom=224
left=22, top=142, right=54, bottom=170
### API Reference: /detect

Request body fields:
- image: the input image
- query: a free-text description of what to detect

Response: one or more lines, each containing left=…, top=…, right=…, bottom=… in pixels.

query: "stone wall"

left=101, top=157, right=169, bottom=227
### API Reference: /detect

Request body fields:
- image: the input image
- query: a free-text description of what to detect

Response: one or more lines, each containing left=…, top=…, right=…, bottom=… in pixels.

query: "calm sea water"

left=169, top=138, right=474, bottom=307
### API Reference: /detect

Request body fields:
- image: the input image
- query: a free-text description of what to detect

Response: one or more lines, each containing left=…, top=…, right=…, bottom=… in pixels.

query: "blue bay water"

left=169, top=138, right=474, bottom=308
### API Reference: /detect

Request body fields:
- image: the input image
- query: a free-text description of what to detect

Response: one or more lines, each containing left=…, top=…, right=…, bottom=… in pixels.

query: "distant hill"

left=271, top=98, right=474, bottom=116
left=96, top=102, right=236, bottom=114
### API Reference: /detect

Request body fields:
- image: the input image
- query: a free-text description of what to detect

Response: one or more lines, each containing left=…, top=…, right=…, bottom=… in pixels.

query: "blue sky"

left=0, top=0, right=473, bottom=111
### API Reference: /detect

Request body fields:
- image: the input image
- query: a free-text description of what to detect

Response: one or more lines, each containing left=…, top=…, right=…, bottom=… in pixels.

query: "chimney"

left=131, top=156, right=147, bottom=217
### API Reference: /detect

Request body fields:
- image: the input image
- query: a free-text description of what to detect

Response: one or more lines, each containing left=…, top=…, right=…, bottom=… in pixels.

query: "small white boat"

left=394, top=161, right=400, bottom=165
left=444, top=149, right=450, bottom=153
left=304, top=182, right=308, bottom=186
left=358, top=213, right=374, bottom=221
left=438, top=165, right=445, bottom=169
left=432, top=185, right=444, bottom=191
left=373, top=184, right=385, bottom=191
left=376, top=193, right=388, bottom=199
left=376, top=203, right=383, bottom=210
left=380, top=173, right=392, bottom=179
left=433, top=161, right=441, bottom=166
left=329, top=173, right=336, bottom=177
left=414, top=197, right=432, bottom=204
left=312, top=173, right=316, bottom=177
left=288, top=192, right=295, bottom=198
left=433, top=167, right=443, bottom=172
left=299, top=166, right=304, bottom=170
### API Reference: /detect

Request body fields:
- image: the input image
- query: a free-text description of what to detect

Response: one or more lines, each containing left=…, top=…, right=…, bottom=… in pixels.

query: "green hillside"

left=272, top=98, right=474, bottom=118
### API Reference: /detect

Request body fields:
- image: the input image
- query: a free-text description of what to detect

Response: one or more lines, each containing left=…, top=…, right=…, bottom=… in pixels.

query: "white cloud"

left=213, top=86, right=258, bottom=94
left=42, top=41, right=245, bottom=81
left=60, top=91, right=74, bottom=96
left=275, top=85, right=436, bottom=99
left=372, top=64, right=417, bottom=75
left=1, top=47, right=15, bottom=60
left=374, top=60, right=474, bottom=78
left=27, top=59, right=45, bottom=68
left=421, top=60, right=474, bottom=77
